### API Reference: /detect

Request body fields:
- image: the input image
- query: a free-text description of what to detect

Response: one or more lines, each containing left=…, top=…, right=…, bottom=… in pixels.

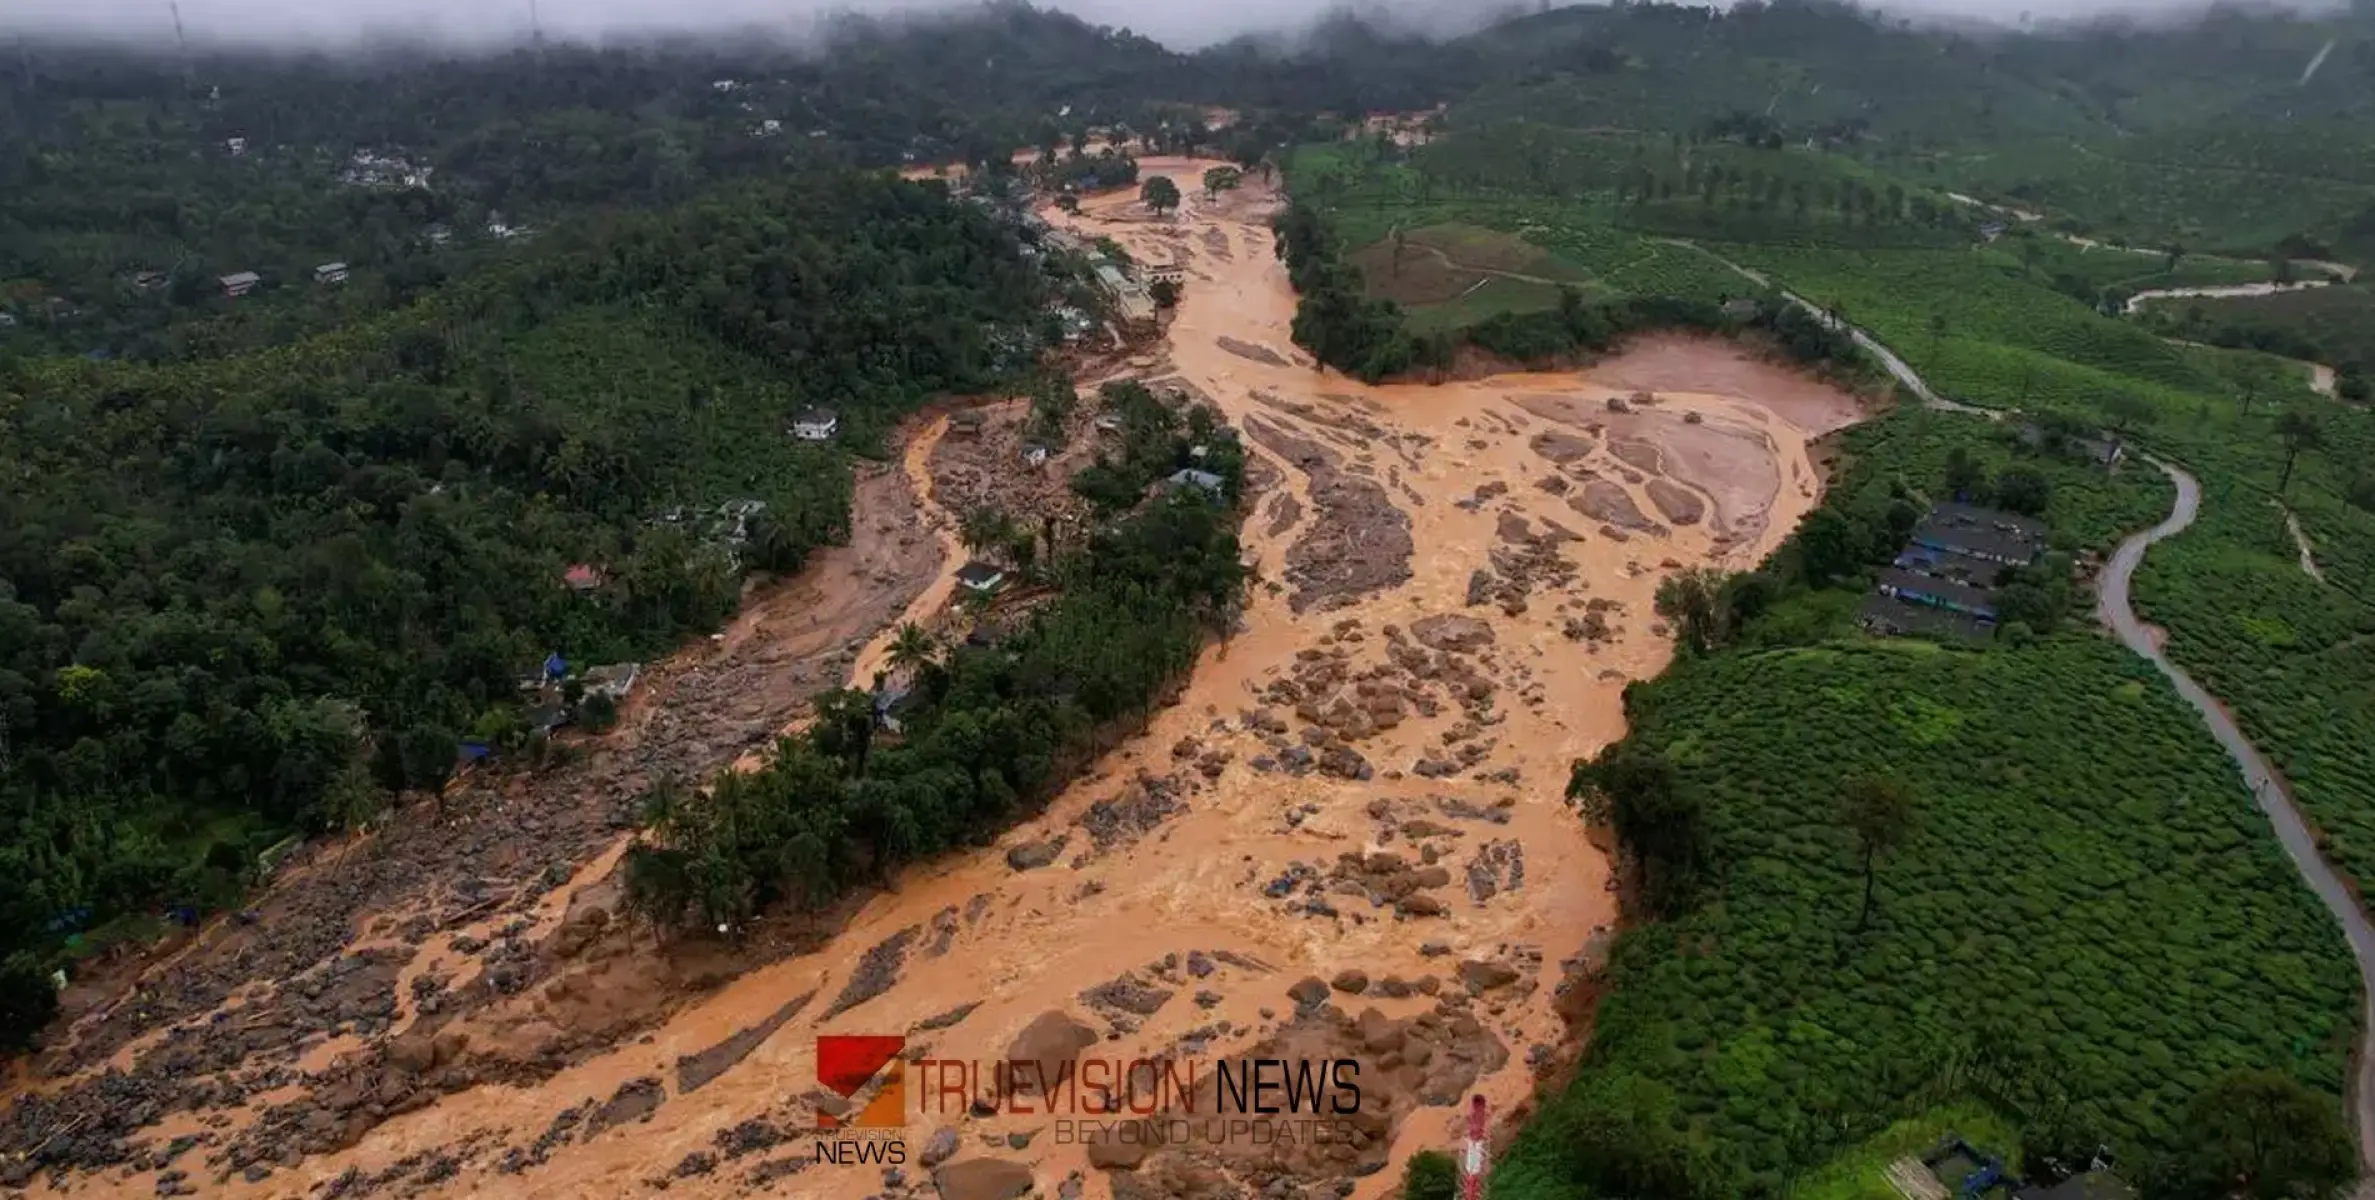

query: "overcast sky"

left=0, top=0, right=2340, bottom=54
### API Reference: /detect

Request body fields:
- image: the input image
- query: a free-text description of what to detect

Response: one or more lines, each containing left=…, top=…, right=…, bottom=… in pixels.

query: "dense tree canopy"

left=0, top=169, right=1046, bottom=1047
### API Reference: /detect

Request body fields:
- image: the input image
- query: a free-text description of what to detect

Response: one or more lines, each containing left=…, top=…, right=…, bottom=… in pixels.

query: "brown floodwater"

left=179, top=160, right=1868, bottom=1200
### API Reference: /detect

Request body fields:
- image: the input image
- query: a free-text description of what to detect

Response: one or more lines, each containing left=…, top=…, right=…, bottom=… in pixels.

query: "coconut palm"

left=886, top=622, right=937, bottom=680
left=958, top=506, right=1012, bottom=562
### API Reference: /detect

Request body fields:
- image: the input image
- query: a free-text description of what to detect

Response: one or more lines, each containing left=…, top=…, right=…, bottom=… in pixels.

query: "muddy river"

left=7, top=163, right=1868, bottom=1200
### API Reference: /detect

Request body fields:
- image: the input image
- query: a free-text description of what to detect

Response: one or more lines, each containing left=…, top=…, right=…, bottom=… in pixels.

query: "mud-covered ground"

left=0, top=163, right=1872, bottom=1200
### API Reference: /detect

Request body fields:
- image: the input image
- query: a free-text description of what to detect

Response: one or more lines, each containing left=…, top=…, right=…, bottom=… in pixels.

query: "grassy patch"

left=1926, top=138, right=2375, bottom=254
left=1786, top=1103, right=2025, bottom=1200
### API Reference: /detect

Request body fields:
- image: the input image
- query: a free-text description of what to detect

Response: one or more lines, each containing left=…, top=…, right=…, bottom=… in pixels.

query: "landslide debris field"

left=0, top=163, right=1869, bottom=1200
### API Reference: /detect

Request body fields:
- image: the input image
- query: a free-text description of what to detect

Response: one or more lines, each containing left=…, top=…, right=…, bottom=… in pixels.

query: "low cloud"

left=0, top=0, right=2348, bottom=55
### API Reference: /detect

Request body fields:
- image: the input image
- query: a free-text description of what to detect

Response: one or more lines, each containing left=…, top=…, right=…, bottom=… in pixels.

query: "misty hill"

left=12, top=0, right=2375, bottom=360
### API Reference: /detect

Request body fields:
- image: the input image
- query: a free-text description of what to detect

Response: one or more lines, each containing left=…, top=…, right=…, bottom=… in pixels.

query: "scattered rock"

left=677, top=991, right=813, bottom=1094
left=1409, top=614, right=1495, bottom=653
left=1006, top=838, right=1066, bottom=872
left=823, top=925, right=919, bottom=1018
left=921, top=1127, right=963, bottom=1169
left=585, top=1076, right=666, bottom=1138
left=1081, top=974, right=1174, bottom=1018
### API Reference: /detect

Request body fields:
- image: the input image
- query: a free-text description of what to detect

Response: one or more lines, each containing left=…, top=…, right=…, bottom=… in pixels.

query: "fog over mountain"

left=0, top=0, right=2358, bottom=55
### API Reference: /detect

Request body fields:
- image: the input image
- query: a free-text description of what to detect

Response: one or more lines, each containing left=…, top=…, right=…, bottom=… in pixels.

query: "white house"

left=1141, top=259, right=1187, bottom=287
left=791, top=408, right=839, bottom=441
left=226, top=136, right=248, bottom=157
left=956, top=562, right=1008, bottom=594
left=219, top=271, right=260, bottom=298
left=313, top=262, right=349, bottom=285
left=582, top=662, right=642, bottom=700
left=1021, top=443, right=1051, bottom=467
left=1165, top=468, right=1227, bottom=496
left=755, top=119, right=782, bottom=137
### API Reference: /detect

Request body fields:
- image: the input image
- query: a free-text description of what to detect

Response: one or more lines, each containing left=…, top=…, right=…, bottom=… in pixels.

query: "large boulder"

left=1004, top=1010, right=1098, bottom=1097
left=935, top=1157, right=1035, bottom=1200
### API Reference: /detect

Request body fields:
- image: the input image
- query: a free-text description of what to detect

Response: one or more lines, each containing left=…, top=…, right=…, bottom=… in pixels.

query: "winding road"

left=1770, top=259, right=2375, bottom=1170
left=1692, top=228, right=2375, bottom=1166
left=2096, top=460, right=2375, bottom=1172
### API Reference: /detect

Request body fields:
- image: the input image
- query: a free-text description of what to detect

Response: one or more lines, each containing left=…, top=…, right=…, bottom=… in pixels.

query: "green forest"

left=0, top=171, right=1045, bottom=1044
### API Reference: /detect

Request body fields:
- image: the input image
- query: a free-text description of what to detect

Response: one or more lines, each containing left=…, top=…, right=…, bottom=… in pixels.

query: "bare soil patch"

left=1589, top=333, right=1872, bottom=435
left=1528, top=431, right=1595, bottom=464
left=1569, top=480, right=1665, bottom=536
left=1645, top=480, right=1707, bottom=527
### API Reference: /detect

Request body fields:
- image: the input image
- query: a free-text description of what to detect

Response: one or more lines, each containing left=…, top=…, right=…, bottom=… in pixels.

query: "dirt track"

left=0, top=165, right=1876, bottom=1200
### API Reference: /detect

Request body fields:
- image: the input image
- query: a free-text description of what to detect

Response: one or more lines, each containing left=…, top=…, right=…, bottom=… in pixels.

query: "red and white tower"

left=1460, top=1094, right=1489, bottom=1200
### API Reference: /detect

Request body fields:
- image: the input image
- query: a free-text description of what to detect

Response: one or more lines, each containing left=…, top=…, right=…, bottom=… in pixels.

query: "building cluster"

left=339, top=149, right=434, bottom=190
left=1859, top=501, right=2047, bottom=640
left=647, top=498, right=774, bottom=568
left=213, top=261, right=349, bottom=298
left=501, top=652, right=644, bottom=743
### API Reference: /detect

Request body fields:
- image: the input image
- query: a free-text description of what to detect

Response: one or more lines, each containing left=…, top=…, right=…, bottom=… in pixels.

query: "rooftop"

left=1913, top=503, right=2047, bottom=563
left=1166, top=468, right=1227, bottom=492
left=1879, top=566, right=1998, bottom=615
left=956, top=561, right=1007, bottom=588
left=793, top=407, right=837, bottom=426
left=1892, top=544, right=2005, bottom=587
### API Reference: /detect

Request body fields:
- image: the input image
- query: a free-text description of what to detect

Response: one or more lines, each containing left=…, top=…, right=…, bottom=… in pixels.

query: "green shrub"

left=1401, top=1149, right=1459, bottom=1200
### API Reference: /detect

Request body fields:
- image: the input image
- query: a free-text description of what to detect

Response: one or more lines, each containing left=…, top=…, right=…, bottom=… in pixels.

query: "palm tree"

left=1843, top=776, right=1914, bottom=933
left=958, top=506, right=1011, bottom=562
left=885, top=622, right=936, bottom=681
left=2277, top=410, right=2324, bottom=495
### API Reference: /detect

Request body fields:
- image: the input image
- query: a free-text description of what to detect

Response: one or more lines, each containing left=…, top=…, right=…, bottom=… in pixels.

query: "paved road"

left=2096, top=459, right=2375, bottom=1172
left=1671, top=242, right=1990, bottom=415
